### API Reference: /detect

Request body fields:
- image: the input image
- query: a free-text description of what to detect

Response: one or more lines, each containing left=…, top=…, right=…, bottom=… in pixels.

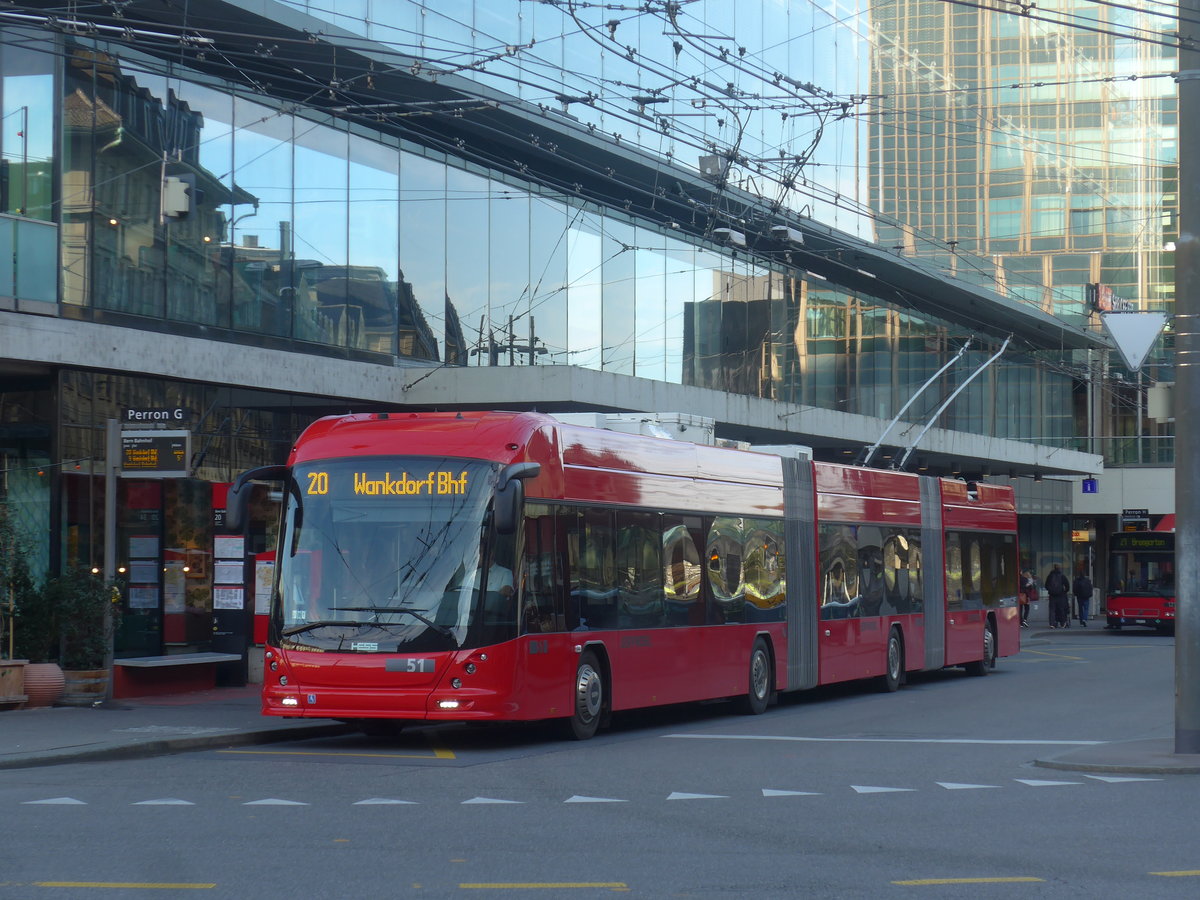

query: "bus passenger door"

left=817, top=532, right=860, bottom=684
left=943, top=533, right=981, bottom=665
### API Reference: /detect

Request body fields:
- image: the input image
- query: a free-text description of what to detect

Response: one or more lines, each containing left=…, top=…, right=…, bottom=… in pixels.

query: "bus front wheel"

left=566, top=650, right=605, bottom=740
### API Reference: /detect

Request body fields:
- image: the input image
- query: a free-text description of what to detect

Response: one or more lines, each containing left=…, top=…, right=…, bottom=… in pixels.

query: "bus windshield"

left=272, top=457, right=512, bottom=652
left=1108, top=534, right=1174, bottom=596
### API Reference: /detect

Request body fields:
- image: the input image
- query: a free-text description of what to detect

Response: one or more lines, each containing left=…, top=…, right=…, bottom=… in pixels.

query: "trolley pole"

left=1175, top=0, right=1200, bottom=755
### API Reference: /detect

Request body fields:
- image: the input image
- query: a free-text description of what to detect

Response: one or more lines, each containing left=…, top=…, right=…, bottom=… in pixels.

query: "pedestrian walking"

left=1045, top=563, right=1071, bottom=628
left=1019, top=569, right=1036, bottom=627
left=1072, top=570, right=1094, bottom=627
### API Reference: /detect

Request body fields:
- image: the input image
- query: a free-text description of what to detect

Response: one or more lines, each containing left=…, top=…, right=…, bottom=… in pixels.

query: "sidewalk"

left=0, top=684, right=349, bottom=771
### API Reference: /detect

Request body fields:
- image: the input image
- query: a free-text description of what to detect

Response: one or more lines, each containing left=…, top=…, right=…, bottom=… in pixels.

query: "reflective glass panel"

left=231, top=100, right=294, bottom=337
left=399, top=150, right=449, bottom=362
left=446, top=167, right=490, bottom=363
left=489, top=179, right=530, bottom=366
left=293, top=121, right=349, bottom=347
left=349, top=134, right=402, bottom=356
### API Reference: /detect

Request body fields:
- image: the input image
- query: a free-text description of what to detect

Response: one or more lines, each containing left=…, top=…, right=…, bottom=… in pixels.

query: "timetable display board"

left=120, top=430, right=190, bottom=477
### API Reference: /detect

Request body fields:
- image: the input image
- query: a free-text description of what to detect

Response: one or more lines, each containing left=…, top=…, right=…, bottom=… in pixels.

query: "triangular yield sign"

left=1101, top=312, right=1167, bottom=372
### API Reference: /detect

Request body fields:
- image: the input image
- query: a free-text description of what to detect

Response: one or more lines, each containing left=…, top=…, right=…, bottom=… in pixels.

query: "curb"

left=0, top=722, right=353, bottom=771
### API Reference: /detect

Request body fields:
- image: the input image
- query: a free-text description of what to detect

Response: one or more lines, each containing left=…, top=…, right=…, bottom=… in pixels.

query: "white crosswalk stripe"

left=12, top=775, right=1164, bottom=809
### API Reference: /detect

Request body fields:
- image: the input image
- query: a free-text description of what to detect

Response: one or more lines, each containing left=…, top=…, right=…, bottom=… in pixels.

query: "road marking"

left=667, top=734, right=1103, bottom=746
left=354, top=798, right=418, bottom=805
left=1014, top=779, right=1083, bottom=787
left=851, top=785, right=914, bottom=794
left=1151, top=870, right=1200, bottom=877
left=34, top=883, right=215, bottom=890
left=762, top=788, right=821, bottom=797
left=219, top=746, right=456, bottom=760
left=463, top=797, right=523, bottom=804
left=1020, top=649, right=1086, bottom=661
left=460, top=884, right=627, bottom=891
left=22, top=797, right=86, bottom=805
left=894, top=877, right=1044, bottom=885
left=936, top=782, right=1001, bottom=790
left=243, top=798, right=309, bottom=805
left=565, top=795, right=627, bottom=803
left=666, top=792, right=728, bottom=800
left=1084, top=775, right=1163, bottom=783
left=133, top=799, right=195, bottom=805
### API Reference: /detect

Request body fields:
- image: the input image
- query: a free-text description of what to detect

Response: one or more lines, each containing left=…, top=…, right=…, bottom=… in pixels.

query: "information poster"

left=214, top=587, right=244, bottom=610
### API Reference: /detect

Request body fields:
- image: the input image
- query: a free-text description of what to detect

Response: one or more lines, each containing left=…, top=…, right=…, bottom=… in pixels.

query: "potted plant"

left=49, top=565, right=119, bottom=706
left=10, top=561, right=62, bottom=708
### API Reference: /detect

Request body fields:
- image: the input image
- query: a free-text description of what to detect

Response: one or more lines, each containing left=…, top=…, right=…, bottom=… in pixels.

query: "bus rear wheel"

left=966, top=623, right=996, bottom=676
left=566, top=650, right=605, bottom=740
left=737, top=638, right=772, bottom=715
left=877, top=628, right=903, bottom=692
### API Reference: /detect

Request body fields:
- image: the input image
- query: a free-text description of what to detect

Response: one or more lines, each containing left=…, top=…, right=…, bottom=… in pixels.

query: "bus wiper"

left=283, top=619, right=373, bottom=637
left=330, top=605, right=455, bottom=639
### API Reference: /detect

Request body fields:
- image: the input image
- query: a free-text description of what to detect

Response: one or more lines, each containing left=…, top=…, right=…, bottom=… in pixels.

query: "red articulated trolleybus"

left=227, top=411, right=1020, bottom=739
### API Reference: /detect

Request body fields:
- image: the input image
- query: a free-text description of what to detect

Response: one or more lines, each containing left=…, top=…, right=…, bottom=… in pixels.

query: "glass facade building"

left=0, top=1, right=1111, bottom=660
left=869, top=0, right=1177, bottom=466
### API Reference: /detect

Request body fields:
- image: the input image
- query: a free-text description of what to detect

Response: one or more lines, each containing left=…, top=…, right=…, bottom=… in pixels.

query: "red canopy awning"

left=1154, top=514, right=1175, bottom=532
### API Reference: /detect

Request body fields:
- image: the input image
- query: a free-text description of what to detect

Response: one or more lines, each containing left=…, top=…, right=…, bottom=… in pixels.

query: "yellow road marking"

left=1020, top=649, right=1085, bottom=661
left=893, top=877, right=1044, bottom=885
left=218, top=746, right=455, bottom=760
left=1152, top=870, right=1200, bottom=877
left=460, top=884, right=627, bottom=891
left=35, top=883, right=215, bottom=890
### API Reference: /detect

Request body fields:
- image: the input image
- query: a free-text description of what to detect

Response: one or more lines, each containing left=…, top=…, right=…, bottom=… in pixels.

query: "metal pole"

left=103, top=419, right=120, bottom=703
left=1175, top=3, right=1200, bottom=754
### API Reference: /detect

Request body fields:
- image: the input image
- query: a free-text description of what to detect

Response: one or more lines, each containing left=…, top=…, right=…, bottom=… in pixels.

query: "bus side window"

left=568, top=507, right=617, bottom=630
left=945, top=533, right=963, bottom=610
left=616, top=510, right=664, bottom=629
left=663, top=518, right=703, bottom=626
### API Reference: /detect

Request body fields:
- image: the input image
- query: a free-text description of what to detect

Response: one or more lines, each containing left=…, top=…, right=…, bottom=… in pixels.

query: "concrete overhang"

left=5, top=311, right=1100, bottom=479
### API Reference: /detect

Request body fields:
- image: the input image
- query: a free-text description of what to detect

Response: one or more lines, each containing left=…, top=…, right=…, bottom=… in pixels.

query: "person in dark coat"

left=1072, top=571, right=1094, bottom=627
left=1045, top=563, right=1071, bottom=628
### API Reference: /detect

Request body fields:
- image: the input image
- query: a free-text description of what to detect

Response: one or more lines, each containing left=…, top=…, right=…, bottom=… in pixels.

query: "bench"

left=113, top=652, right=242, bottom=698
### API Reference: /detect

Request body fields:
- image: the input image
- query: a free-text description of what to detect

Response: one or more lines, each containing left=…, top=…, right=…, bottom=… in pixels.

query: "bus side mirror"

left=226, top=465, right=288, bottom=532
left=495, top=462, right=541, bottom=536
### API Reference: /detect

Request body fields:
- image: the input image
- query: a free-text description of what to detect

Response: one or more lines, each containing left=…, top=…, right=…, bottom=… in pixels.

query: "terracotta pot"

left=23, top=662, right=65, bottom=708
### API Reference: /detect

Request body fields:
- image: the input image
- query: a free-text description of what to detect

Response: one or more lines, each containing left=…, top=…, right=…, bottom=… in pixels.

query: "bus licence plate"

left=386, top=658, right=436, bottom=673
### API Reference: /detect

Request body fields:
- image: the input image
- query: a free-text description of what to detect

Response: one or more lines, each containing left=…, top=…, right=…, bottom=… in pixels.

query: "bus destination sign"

left=303, top=469, right=470, bottom=496
left=121, top=430, right=190, bottom=477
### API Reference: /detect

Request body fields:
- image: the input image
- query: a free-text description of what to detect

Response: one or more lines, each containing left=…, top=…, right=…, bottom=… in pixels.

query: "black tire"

left=965, top=623, right=996, bottom=677
left=737, top=638, right=772, bottom=715
left=566, top=650, right=605, bottom=740
left=878, top=628, right=903, bottom=692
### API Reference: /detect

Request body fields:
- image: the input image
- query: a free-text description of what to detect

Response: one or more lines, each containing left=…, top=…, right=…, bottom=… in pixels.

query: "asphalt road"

left=1, top=627, right=1191, bottom=899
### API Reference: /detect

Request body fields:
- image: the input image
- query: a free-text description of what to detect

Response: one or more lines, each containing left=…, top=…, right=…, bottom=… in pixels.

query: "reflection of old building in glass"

left=1, top=2, right=1113, bottom=667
